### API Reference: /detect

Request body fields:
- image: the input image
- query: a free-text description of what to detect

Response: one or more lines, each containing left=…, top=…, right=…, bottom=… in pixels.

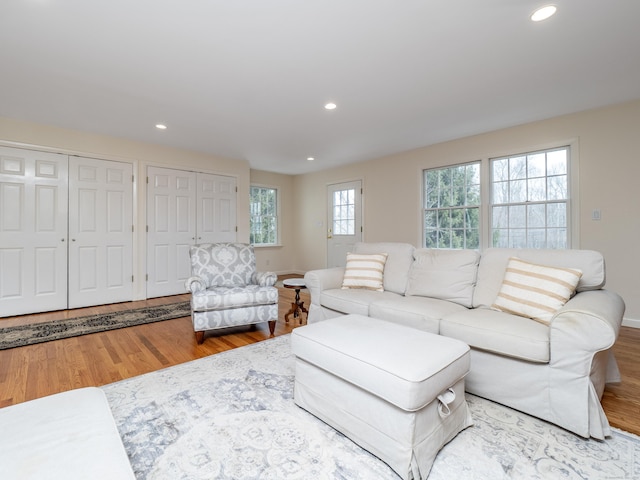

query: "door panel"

left=0, top=147, right=68, bottom=316
left=68, top=157, right=133, bottom=308
left=146, top=166, right=197, bottom=298
left=327, top=180, right=362, bottom=268
left=197, top=173, right=236, bottom=243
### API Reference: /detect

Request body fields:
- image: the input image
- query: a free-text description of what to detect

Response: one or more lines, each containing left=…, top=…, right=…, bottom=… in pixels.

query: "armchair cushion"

left=253, top=271, right=278, bottom=287
left=191, top=285, right=278, bottom=311
left=188, top=243, right=256, bottom=287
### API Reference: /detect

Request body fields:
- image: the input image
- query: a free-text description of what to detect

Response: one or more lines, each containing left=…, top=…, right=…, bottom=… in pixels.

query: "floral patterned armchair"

left=184, top=243, right=278, bottom=344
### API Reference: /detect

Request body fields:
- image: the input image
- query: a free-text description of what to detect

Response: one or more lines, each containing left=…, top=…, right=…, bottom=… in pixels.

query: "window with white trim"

left=490, top=146, right=569, bottom=248
left=250, top=186, right=278, bottom=245
left=423, top=162, right=480, bottom=249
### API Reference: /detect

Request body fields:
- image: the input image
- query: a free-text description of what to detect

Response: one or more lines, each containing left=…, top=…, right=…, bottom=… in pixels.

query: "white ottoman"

left=0, top=387, right=135, bottom=480
left=291, top=314, right=473, bottom=480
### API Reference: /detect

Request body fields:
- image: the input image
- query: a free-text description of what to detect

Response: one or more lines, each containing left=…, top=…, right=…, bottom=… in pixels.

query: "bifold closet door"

left=68, top=157, right=134, bottom=309
left=0, top=147, right=68, bottom=317
left=146, top=166, right=197, bottom=298
left=196, top=173, right=237, bottom=243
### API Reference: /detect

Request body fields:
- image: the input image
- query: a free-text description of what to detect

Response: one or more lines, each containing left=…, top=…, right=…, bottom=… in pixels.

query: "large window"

left=491, top=147, right=569, bottom=248
left=423, top=162, right=480, bottom=249
left=422, top=146, right=572, bottom=250
left=250, top=186, right=278, bottom=245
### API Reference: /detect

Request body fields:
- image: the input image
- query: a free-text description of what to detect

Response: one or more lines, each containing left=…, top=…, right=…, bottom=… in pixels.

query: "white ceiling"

left=1, top=1, right=639, bottom=175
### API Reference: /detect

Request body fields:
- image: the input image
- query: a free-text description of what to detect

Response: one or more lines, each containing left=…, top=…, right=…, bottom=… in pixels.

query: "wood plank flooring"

left=1, top=281, right=639, bottom=437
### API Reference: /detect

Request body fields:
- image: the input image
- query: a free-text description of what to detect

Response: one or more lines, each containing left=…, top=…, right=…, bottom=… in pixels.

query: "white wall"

left=293, top=99, right=640, bottom=324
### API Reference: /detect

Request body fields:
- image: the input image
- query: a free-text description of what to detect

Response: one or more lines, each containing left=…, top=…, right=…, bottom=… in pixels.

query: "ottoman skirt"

left=291, top=315, right=473, bottom=480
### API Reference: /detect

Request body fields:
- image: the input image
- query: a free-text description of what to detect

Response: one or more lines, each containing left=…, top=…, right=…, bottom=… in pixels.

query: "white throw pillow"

left=342, top=253, right=388, bottom=292
left=492, top=257, right=582, bottom=324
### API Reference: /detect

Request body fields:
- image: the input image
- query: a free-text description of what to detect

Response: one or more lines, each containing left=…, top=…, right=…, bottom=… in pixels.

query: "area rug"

left=103, top=335, right=640, bottom=480
left=0, top=302, right=191, bottom=350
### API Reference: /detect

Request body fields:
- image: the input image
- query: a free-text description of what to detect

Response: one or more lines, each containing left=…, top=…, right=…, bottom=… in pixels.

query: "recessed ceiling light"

left=531, top=5, right=557, bottom=22
left=307, top=157, right=315, bottom=161
left=155, top=124, right=167, bottom=130
left=324, top=102, right=337, bottom=110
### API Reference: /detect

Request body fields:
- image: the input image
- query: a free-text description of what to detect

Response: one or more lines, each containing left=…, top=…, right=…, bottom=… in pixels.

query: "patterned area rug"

left=103, top=335, right=640, bottom=480
left=0, top=302, right=191, bottom=350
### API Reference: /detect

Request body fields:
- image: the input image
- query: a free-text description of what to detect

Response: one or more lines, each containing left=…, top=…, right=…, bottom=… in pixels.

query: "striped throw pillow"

left=342, top=253, right=388, bottom=292
left=492, top=257, right=582, bottom=324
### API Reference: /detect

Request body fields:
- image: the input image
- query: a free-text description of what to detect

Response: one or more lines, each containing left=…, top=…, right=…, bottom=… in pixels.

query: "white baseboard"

left=622, top=317, right=640, bottom=329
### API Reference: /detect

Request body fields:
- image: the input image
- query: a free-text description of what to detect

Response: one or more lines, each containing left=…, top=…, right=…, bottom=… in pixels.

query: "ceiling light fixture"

left=531, top=5, right=557, bottom=22
left=324, top=102, right=337, bottom=110
left=155, top=124, right=167, bottom=130
left=307, top=157, right=315, bottom=161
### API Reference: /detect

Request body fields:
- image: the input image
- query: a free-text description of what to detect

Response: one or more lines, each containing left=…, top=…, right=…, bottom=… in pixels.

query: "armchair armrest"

left=304, top=268, right=345, bottom=306
left=253, top=271, right=277, bottom=287
left=184, top=276, right=207, bottom=293
left=550, top=289, right=625, bottom=370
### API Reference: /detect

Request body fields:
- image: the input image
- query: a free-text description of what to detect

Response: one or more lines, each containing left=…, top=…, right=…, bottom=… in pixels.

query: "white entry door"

left=196, top=173, right=237, bottom=243
left=327, top=180, right=362, bottom=268
left=68, top=157, right=134, bottom=308
left=147, top=166, right=197, bottom=298
left=0, top=147, right=68, bottom=316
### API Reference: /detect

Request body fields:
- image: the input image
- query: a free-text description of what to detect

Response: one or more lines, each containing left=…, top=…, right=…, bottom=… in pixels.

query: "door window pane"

left=333, top=188, right=355, bottom=235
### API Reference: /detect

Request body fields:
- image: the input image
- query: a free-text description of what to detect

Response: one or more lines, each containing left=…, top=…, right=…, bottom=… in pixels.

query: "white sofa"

left=304, top=242, right=626, bottom=439
left=0, top=387, right=135, bottom=479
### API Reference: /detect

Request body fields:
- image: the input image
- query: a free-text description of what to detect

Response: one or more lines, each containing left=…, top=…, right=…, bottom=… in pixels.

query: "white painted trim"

left=622, top=317, right=640, bottom=329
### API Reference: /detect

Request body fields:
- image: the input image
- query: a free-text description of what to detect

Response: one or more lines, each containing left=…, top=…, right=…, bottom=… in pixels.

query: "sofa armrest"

left=550, top=289, right=625, bottom=369
left=253, top=271, right=277, bottom=287
left=304, top=268, right=345, bottom=306
left=184, top=276, right=207, bottom=293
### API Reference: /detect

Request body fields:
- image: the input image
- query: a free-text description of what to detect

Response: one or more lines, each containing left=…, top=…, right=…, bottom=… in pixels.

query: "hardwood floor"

left=1, top=281, right=639, bottom=437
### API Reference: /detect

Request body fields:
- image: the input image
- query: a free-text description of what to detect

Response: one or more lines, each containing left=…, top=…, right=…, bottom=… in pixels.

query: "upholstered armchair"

left=184, top=243, right=278, bottom=344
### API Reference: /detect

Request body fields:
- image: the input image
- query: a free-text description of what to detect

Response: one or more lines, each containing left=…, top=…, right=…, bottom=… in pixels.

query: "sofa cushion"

left=320, top=288, right=401, bottom=316
left=405, top=249, right=480, bottom=307
left=353, top=242, right=415, bottom=295
left=440, top=308, right=550, bottom=363
left=369, top=295, right=468, bottom=334
left=341, top=252, right=388, bottom=291
left=473, top=248, right=605, bottom=308
left=491, top=257, right=582, bottom=324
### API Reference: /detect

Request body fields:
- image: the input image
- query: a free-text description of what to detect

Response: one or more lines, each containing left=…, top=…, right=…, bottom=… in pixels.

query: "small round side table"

left=283, top=278, right=308, bottom=325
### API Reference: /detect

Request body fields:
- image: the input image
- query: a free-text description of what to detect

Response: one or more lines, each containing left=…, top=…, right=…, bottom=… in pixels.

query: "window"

left=332, top=188, right=356, bottom=235
left=491, top=147, right=569, bottom=248
left=423, top=162, right=480, bottom=249
left=250, top=186, right=278, bottom=245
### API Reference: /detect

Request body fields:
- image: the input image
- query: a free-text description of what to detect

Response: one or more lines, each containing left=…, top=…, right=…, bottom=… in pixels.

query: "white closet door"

left=0, top=147, right=68, bottom=316
left=68, top=157, right=134, bottom=308
left=147, top=166, right=196, bottom=298
left=196, top=173, right=237, bottom=243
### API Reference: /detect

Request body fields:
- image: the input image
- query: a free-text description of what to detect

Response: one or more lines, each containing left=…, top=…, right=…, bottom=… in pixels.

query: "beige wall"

left=3, top=99, right=639, bottom=322
left=249, top=169, right=297, bottom=274
left=0, top=116, right=251, bottom=300
left=293, top=100, right=640, bottom=324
